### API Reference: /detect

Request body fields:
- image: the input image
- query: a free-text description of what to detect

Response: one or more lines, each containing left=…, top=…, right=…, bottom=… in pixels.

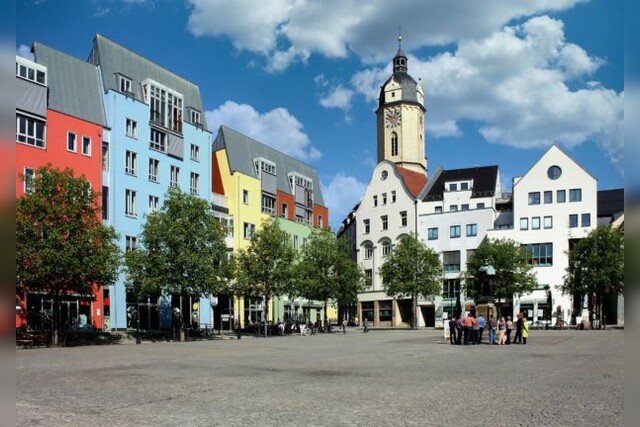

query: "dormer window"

left=16, top=56, right=47, bottom=86
left=254, top=157, right=276, bottom=178
left=143, top=79, right=183, bottom=134
left=118, top=74, right=132, bottom=95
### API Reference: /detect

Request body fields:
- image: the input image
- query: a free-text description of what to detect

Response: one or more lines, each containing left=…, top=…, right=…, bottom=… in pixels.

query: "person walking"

left=522, top=315, right=529, bottom=344
left=498, top=316, right=506, bottom=345
left=476, top=313, right=486, bottom=345
left=471, top=315, right=480, bottom=345
left=514, top=313, right=523, bottom=344
left=363, top=318, right=369, bottom=333
left=488, top=316, right=497, bottom=345
left=448, top=317, right=457, bottom=345
left=342, top=318, right=347, bottom=335
left=506, top=316, right=513, bottom=345
left=462, top=314, right=474, bottom=345
left=455, top=316, right=463, bottom=345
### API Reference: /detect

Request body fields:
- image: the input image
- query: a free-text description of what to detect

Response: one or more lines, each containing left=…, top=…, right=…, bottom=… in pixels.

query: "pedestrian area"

left=17, top=329, right=623, bottom=426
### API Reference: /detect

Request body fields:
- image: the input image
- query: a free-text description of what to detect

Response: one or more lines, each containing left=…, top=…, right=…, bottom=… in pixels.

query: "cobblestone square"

left=16, top=329, right=623, bottom=426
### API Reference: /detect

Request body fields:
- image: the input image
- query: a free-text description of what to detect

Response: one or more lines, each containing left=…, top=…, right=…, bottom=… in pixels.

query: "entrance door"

left=421, top=306, right=435, bottom=327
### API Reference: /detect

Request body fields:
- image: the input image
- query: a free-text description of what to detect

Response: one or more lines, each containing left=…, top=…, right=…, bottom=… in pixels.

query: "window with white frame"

left=125, top=235, right=137, bottom=252
left=365, top=269, right=373, bottom=288
left=261, top=194, right=276, bottom=215
left=449, top=183, right=458, bottom=191
left=82, top=136, right=91, bottom=156
left=190, top=172, right=199, bottom=194
left=435, top=206, right=442, bottom=213
left=243, top=222, right=255, bottom=240
left=102, top=142, right=109, bottom=171
left=148, top=158, right=159, bottom=182
left=364, top=219, right=370, bottom=234
left=190, top=110, right=201, bottom=126
left=281, top=203, right=288, bottom=218
left=170, top=166, right=180, bottom=187
left=460, top=182, right=469, bottom=190
left=125, top=189, right=137, bottom=217
left=381, top=215, right=388, bottom=230
left=144, top=80, right=183, bottom=133
left=23, top=167, right=35, bottom=194
left=119, top=75, right=132, bottom=94
left=148, top=195, right=159, bottom=211
left=16, top=57, right=46, bottom=85
left=67, top=132, right=77, bottom=152
left=543, top=216, right=553, bottom=229
left=16, top=114, right=46, bottom=148
left=400, top=211, right=407, bottom=227
left=126, top=118, right=138, bottom=138
left=381, top=241, right=391, bottom=257
left=364, top=244, right=373, bottom=260
left=149, top=128, right=167, bottom=153
left=125, top=150, right=137, bottom=175
left=293, top=235, right=299, bottom=249
left=450, top=205, right=458, bottom=212
left=190, top=144, right=200, bottom=161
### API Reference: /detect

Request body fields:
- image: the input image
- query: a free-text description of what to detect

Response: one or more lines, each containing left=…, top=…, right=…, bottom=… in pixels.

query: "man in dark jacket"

left=513, top=312, right=523, bottom=344
left=449, top=317, right=457, bottom=344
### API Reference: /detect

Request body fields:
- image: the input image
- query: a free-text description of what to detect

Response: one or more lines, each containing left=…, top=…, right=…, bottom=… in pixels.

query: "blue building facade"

left=89, top=34, right=213, bottom=331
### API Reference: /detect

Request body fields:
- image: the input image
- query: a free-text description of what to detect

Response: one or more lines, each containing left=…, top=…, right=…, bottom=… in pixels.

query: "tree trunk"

left=52, top=293, right=60, bottom=347
left=412, top=294, right=418, bottom=330
left=263, top=295, right=268, bottom=338
left=179, top=294, right=185, bottom=342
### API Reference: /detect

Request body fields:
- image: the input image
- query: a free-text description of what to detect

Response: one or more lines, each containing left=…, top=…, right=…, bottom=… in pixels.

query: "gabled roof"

left=32, top=43, right=107, bottom=127
left=89, top=34, right=206, bottom=128
left=395, top=165, right=428, bottom=198
left=213, top=125, right=325, bottom=206
left=421, top=165, right=499, bottom=201
left=597, top=188, right=624, bottom=218
left=515, top=144, right=596, bottom=187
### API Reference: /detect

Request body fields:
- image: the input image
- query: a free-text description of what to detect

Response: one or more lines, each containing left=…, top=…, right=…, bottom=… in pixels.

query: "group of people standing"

left=448, top=312, right=529, bottom=346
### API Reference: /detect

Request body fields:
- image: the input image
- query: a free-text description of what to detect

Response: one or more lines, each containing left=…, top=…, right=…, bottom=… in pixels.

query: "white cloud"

left=320, top=173, right=367, bottom=230
left=16, top=44, right=34, bottom=61
left=319, top=85, right=354, bottom=111
left=186, top=0, right=585, bottom=72
left=205, top=101, right=321, bottom=162
left=346, top=16, right=623, bottom=170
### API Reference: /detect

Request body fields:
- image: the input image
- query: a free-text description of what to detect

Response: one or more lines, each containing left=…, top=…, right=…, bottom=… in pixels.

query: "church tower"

left=376, top=34, right=426, bottom=174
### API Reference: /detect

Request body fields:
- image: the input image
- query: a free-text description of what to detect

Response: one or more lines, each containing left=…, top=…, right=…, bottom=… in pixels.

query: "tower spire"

left=393, top=29, right=407, bottom=74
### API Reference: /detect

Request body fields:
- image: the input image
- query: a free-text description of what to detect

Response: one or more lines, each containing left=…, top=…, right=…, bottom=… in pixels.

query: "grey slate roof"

left=88, top=34, right=206, bottom=129
left=421, top=165, right=499, bottom=201
left=213, top=125, right=325, bottom=206
left=32, top=43, right=107, bottom=127
left=378, top=72, right=421, bottom=107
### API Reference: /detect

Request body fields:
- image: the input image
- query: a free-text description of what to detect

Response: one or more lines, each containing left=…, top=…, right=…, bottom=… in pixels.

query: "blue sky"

left=16, top=0, right=624, bottom=230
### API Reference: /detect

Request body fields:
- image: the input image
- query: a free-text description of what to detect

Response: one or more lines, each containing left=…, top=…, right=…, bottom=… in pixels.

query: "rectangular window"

left=532, top=216, right=541, bottom=230
left=379, top=300, right=392, bottom=321
left=126, top=118, right=137, bottom=138
left=23, top=167, right=35, bottom=194
left=569, top=214, right=578, bottom=228
left=543, top=216, right=553, bottom=229
left=119, top=75, right=132, bottom=94
left=461, top=182, right=469, bottom=190
left=293, top=235, right=299, bottom=249
left=364, top=245, right=373, bottom=260
left=261, top=194, right=276, bottom=215
left=16, top=58, right=46, bottom=85
left=318, top=215, right=324, bottom=228
left=102, top=186, right=109, bottom=220
left=67, top=132, right=77, bottom=152
left=281, top=203, right=288, bottom=218
left=544, top=191, right=553, bottom=204
left=557, top=190, right=566, bottom=203
left=170, top=166, right=180, bottom=187
left=82, top=136, right=91, bottom=156
left=364, top=219, right=370, bottom=234
left=148, top=195, right=159, bottom=211
left=148, top=158, right=159, bottom=182
left=449, top=183, right=458, bottom=191
left=581, top=213, right=591, bottom=227
left=373, top=195, right=378, bottom=207
left=190, top=110, right=201, bottom=126
left=443, top=251, right=461, bottom=273
left=125, top=189, right=136, bottom=217
left=149, top=128, right=167, bottom=153
left=520, top=217, right=529, bottom=230
left=16, top=114, right=46, bottom=148
left=570, top=188, right=582, bottom=202
left=435, top=206, right=443, bottom=213
left=125, top=235, right=137, bottom=252
left=450, top=205, right=458, bottom=212
left=428, top=227, right=438, bottom=240
left=125, top=150, right=137, bottom=176
left=102, top=142, right=109, bottom=171
left=461, top=204, right=469, bottom=211
left=442, top=279, right=460, bottom=299
left=190, top=144, right=200, bottom=161
left=382, top=193, right=387, bottom=205
left=528, top=192, right=540, bottom=205
left=381, top=215, right=388, bottom=231
left=400, top=211, right=407, bottom=227
left=364, top=270, right=373, bottom=288
left=243, top=222, right=255, bottom=240
left=190, top=172, right=200, bottom=195
left=450, top=225, right=461, bottom=238
left=477, top=202, right=485, bottom=209
left=391, top=191, right=396, bottom=203
left=524, top=243, right=553, bottom=266
left=243, top=189, right=249, bottom=204
left=382, top=242, right=391, bottom=257
left=466, top=223, right=477, bottom=236
left=147, top=81, right=183, bottom=133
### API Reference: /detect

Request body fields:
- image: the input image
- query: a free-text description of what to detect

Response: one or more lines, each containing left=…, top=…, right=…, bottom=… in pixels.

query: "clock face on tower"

left=385, top=108, right=402, bottom=128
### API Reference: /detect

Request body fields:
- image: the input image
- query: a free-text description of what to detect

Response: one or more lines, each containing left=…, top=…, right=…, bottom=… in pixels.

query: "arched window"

left=381, top=240, right=392, bottom=257
left=363, top=243, right=373, bottom=260
left=391, top=132, right=398, bottom=156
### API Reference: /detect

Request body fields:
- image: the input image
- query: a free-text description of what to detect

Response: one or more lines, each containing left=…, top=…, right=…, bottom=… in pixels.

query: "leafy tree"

left=16, top=165, right=121, bottom=346
left=234, top=218, right=296, bottom=336
left=562, top=226, right=624, bottom=328
left=379, top=234, right=442, bottom=329
left=297, top=228, right=364, bottom=329
left=464, top=238, right=537, bottom=315
left=124, top=187, right=228, bottom=340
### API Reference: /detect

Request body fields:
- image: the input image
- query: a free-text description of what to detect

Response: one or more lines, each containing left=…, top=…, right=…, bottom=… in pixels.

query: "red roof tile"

left=396, top=166, right=428, bottom=197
